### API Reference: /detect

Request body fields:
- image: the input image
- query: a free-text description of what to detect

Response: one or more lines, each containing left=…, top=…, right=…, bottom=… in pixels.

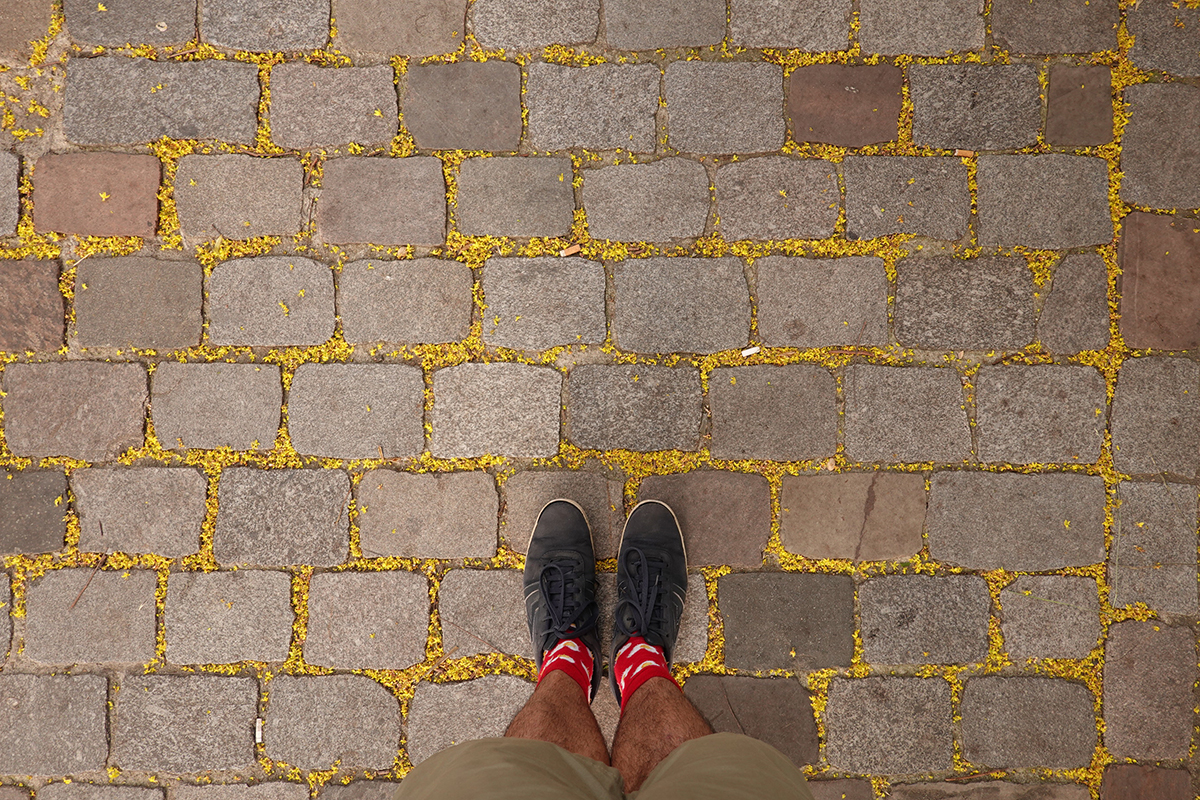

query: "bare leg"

left=505, top=670, right=611, bottom=765
left=610, top=677, right=714, bottom=792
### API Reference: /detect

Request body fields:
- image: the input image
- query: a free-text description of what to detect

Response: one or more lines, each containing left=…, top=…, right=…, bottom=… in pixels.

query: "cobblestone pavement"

left=0, top=0, right=1198, bottom=798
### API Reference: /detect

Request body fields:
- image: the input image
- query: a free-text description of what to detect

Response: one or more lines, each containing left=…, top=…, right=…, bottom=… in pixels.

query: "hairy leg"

left=609, top=677, right=714, bottom=792
left=505, top=670, right=611, bottom=765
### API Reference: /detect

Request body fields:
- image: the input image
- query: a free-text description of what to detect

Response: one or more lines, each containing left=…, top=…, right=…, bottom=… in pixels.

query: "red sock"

left=536, top=638, right=594, bottom=698
left=614, top=636, right=678, bottom=713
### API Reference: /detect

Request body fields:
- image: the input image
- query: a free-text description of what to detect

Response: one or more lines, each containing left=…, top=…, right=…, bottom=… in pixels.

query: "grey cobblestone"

left=471, top=0, right=600, bottom=50
left=603, top=0, right=725, bottom=49
left=894, top=255, right=1035, bottom=350
left=730, top=0, right=849, bottom=49
left=74, top=256, right=204, bottom=351
left=584, top=158, right=710, bottom=242
left=991, top=0, right=1119, bottom=54
left=824, top=677, right=954, bottom=773
left=202, top=0, right=330, bottom=50
left=287, top=364, right=425, bottom=459
left=270, top=64, right=397, bottom=149
left=1104, top=621, right=1196, bottom=760
left=612, top=257, right=749, bottom=353
left=267, top=675, right=400, bottom=769
left=151, top=362, right=282, bottom=451
left=36, top=786, right=160, bottom=800
left=0, top=468, right=68, bottom=555
left=313, top=785, right=398, bottom=800
left=214, top=467, right=349, bottom=566
left=304, top=571, right=429, bottom=669
left=756, top=256, right=890, bottom=347
left=176, top=155, right=303, bottom=241
left=665, top=63, right=784, bottom=153
left=909, top=65, right=1040, bottom=150
left=1039, top=253, right=1111, bottom=353
left=842, top=157, right=971, bottom=242
left=456, top=157, right=574, bottom=238
left=0, top=152, right=18, bottom=235
left=566, top=364, right=702, bottom=451
left=708, top=365, right=837, bottom=461
left=65, top=0, right=194, bottom=45
left=596, top=569, right=708, bottom=663
left=482, top=256, right=607, bottom=350
left=334, top=0, right=465, bottom=56
left=24, top=568, right=157, bottom=664
left=406, top=676, right=532, bottom=764
left=976, top=155, right=1113, bottom=248
left=525, top=63, right=659, bottom=152
left=1111, top=481, right=1199, bottom=615
left=715, top=157, right=838, bottom=241
left=858, top=0, right=985, bottom=55
left=357, top=470, right=498, bottom=559
left=684, top=675, right=818, bottom=767
left=860, top=574, right=990, bottom=664
left=430, top=363, right=561, bottom=457
left=438, top=569, right=530, bottom=657
left=1000, top=575, right=1100, bottom=660
left=1128, top=0, right=1200, bottom=76
left=172, top=787, right=307, bottom=800
left=639, top=471, right=771, bottom=567
left=207, top=255, right=335, bottom=346
left=2, top=361, right=147, bottom=462
left=1, top=573, right=9, bottom=660
left=0, top=674, right=108, bottom=775
left=504, top=470, right=626, bottom=558
left=927, top=472, right=1107, bottom=569
left=166, top=569, right=294, bottom=664
left=974, top=365, right=1107, bottom=464
left=65, top=58, right=260, bottom=144
left=961, top=677, right=1096, bottom=768
left=1119, top=83, right=1200, bottom=209
left=780, top=472, right=926, bottom=561
left=405, top=61, right=522, bottom=152
left=720, top=572, right=855, bottom=669
left=339, top=258, right=472, bottom=343
left=1110, top=357, right=1200, bottom=476
left=843, top=365, right=971, bottom=463
left=318, top=157, right=446, bottom=246
left=807, top=782, right=873, bottom=800
left=74, top=467, right=207, bottom=556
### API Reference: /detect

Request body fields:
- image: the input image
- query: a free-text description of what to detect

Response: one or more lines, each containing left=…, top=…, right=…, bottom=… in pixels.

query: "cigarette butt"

left=740, top=346, right=761, bottom=357
left=255, top=718, right=263, bottom=744
left=955, top=149, right=975, bottom=157
left=559, top=243, right=582, bottom=256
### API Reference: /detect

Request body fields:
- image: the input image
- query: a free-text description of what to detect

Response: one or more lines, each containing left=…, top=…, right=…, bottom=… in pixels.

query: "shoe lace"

left=537, top=560, right=598, bottom=646
left=614, top=546, right=673, bottom=641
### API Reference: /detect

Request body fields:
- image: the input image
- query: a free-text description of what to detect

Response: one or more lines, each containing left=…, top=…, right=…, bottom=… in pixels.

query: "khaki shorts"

left=393, top=732, right=815, bottom=800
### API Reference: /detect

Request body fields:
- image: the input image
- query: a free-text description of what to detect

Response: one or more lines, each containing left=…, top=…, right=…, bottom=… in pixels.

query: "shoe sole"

left=527, top=497, right=594, bottom=554
left=618, top=499, right=687, bottom=565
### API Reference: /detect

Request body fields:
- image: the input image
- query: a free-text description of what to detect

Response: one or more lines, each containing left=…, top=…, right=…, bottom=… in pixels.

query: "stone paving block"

left=909, top=65, right=1040, bottom=150
left=215, top=467, right=349, bottom=566
left=595, top=570, right=706, bottom=663
left=612, top=257, right=749, bottom=353
left=731, top=0, right=849, bottom=49
left=0, top=151, right=19, bottom=236
left=975, top=365, right=1107, bottom=464
left=305, top=571, right=429, bottom=669
left=0, top=674, right=108, bottom=774
left=525, top=63, right=658, bottom=152
left=335, top=0, right=465, bottom=56
left=430, top=363, right=561, bottom=457
left=166, top=570, right=294, bottom=663
left=65, top=57, right=260, bottom=144
left=1111, top=481, right=1199, bottom=615
left=456, top=157, right=574, bottom=238
left=151, top=362, right=281, bottom=451
left=113, top=675, right=257, bottom=772
left=756, top=256, right=889, bottom=347
left=684, top=676, right=817, bottom=767
left=807, top=781, right=874, bottom=800
left=1119, top=212, right=1200, bottom=350
left=405, top=61, right=521, bottom=151
left=603, top=0, right=724, bottom=49
left=1, top=571, right=8, bottom=656
left=24, top=568, right=157, bottom=664
left=842, top=366, right=970, bottom=463
left=74, top=467, right=206, bottom=556
left=991, top=0, right=1118, bottom=53
left=567, top=364, right=702, bottom=451
left=977, top=155, right=1113, bottom=248
left=1000, top=575, right=1100, bottom=660
left=860, top=575, right=990, bottom=664
left=1120, top=83, right=1200, bottom=209
left=1110, top=357, right=1200, bottom=476
left=1105, top=621, right=1196, bottom=760
left=33, top=152, right=159, bottom=237
left=482, top=256, right=607, bottom=350
left=780, top=473, right=925, bottom=561
left=340, top=258, right=471, bottom=343
left=1039, top=253, right=1111, bottom=353
left=202, top=0, right=330, bottom=50
left=893, top=785, right=1089, bottom=800
left=715, top=157, right=839, bottom=240
left=270, top=63, right=397, bottom=149
left=315, top=785, right=400, bottom=800
left=858, top=0, right=985, bottom=55
left=1101, top=765, right=1193, bottom=800
left=35, top=785, right=160, bottom=800
left=0, top=0, right=53, bottom=60
left=357, top=470, right=498, bottom=558
left=842, top=157, right=970, bottom=242
left=639, top=471, right=771, bottom=567
left=75, top=256, right=202, bottom=350
left=665, top=63, right=784, bottom=153
left=927, top=472, right=1107, bottom=569
left=288, top=364, right=424, bottom=459
left=64, top=0, right=194, bottom=45
left=407, top=676, right=532, bottom=764
left=1127, top=0, right=1200, bottom=76
left=173, top=787, right=308, bottom=800
left=1046, top=65, right=1114, bottom=147
left=504, top=470, right=625, bottom=557
left=961, top=677, right=1096, bottom=768
left=584, top=158, right=710, bottom=242
left=0, top=469, right=67, bottom=555
left=2, top=361, right=146, bottom=461
left=175, top=155, right=303, bottom=241
left=720, top=572, right=854, bottom=669
left=268, top=675, right=399, bottom=769
left=824, top=677, right=953, bottom=773
left=0, top=260, right=62, bottom=353
left=708, top=365, right=837, bottom=460
left=438, top=569, right=530, bottom=657
left=207, top=255, right=334, bottom=346
left=319, top=156, right=446, bottom=245
left=894, top=255, right=1034, bottom=350
left=471, top=0, right=599, bottom=49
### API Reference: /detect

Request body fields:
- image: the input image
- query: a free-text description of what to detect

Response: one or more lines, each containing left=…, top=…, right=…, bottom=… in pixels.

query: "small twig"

left=947, top=772, right=995, bottom=783
left=69, top=559, right=104, bottom=611
left=444, top=620, right=503, bottom=654
left=428, top=645, right=461, bottom=676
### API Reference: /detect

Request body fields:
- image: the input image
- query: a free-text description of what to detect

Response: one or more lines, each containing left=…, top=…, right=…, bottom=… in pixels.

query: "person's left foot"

left=523, top=499, right=603, bottom=700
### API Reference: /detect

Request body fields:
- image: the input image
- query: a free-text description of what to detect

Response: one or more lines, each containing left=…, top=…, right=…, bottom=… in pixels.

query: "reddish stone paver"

left=638, top=470, right=771, bottom=567
left=1119, top=212, right=1200, bottom=350
left=32, top=153, right=159, bottom=237
left=1046, top=65, right=1113, bottom=146
left=787, top=64, right=903, bottom=147
left=779, top=472, right=926, bottom=561
left=1101, top=765, right=1192, bottom=800
left=0, top=259, right=63, bottom=353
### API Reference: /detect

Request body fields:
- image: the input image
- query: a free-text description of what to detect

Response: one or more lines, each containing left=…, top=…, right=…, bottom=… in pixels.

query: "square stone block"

left=357, top=470, right=498, bottom=558
left=858, top=0, right=985, bottom=55
left=456, top=157, right=574, bottom=238
left=504, top=469, right=626, bottom=558
left=708, top=365, right=837, bottom=460
left=566, top=364, right=703, bottom=452
left=471, top=0, right=600, bottom=50
left=731, top=0, right=850, bottom=49
left=960, top=677, right=1096, bottom=768
left=482, top=256, right=607, bottom=350
left=267, top=675, right=400, bottom=769
left=1110, top=357, right=1200, bottom=476
left=756, top=256, right=888, bottom=347
left=603, top=0, right=724, bottom=49
left=0, top=468, right=67, bottom=555
left=843, top=156, right=971, bottom=242
left=720, top=572, right=854, bottom=669
left=910, top=64, right=1040, bottom=151
left=1110, top=480, right=1199, bottom=615
left=0, top=259, right=63, bottom=353
left=287, top=363, right=425, bottom=459
left=860, top=574, right=990, bottom=664
left=151, top=362, right=281, bottom=451
left=684, top=675, right=818, bottom=767
left=339, top=258, right=471, bottom=343
left=1046, top=65, right=1113, bottom=147
left=33, top=152, right=159, bottom=237
left=595, top=570, right=708, bottom=664
left=318, top=156, right=446, bottom=246
left=780, top=472, right=926, bottom=561
left=1039, top=253, right=1111, bottom=353
left=1127, top=0, right=1200, bottom=77
left=430, top=363, right=562, bottom=457
left=524, top=63, right=658, bottom=152
left=1120, top=83, right=1200, bottom=209
left=584, top=158, right=710, bottom=242
left=74, top=466, right=207, bottom=556
left=24, top=568, right=158, bottom=664
left=166, top=569, right=294, bottom=663
left=612, top=257, right=750, bottom=353
left=1119, top=212, right=1200, bottom=350
left=438, top=569, right=530, bottom=657
left=990, top=0, right=1118, bottom=53
left=207, top=255, right=335, bottom=346
left=64, top=0, right=195, bottom=45
left=175, top=155, right=303, bottom=241
left=201, top=0, right=330, bottom=50
left=639, top=471, right=771, bottom=567
left=1102, top=765, right=1193, bottom=800
left=715, top=157, right=839, bottom=241
left=0, top=674, right=108, bottom=775
left=1104, top=622, right=1196, bottom=760
left=0, top=0, right=53, bottom=61
left=787, top=64, right=902, bottom=147
left=404, top=61, right=521, bottom=151
left=665, top=62, right=784, bottom=153
left=977, top=155, right=1114, bottom=248
left=334, top=0, right=465, bottom=56
left=405, top=676, right=531, bottom=765
left=304, top=571, right=429, bottom=669
left=270, top=63, right=398, bottom=149
left=974, top=365, right=1107, bottom=464
left=824, top=677, right=953, bottom=773
left=74, top=255, right=202, bottom=350
left=1000, top=575, right=1100, bottom=660
left=843, top=365, right=971, bottom=463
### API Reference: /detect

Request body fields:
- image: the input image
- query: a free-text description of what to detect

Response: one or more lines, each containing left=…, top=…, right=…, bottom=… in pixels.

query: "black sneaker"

left=523, top=499, right=603, bottom=700
left=610, top=500, right=687, bottom=705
